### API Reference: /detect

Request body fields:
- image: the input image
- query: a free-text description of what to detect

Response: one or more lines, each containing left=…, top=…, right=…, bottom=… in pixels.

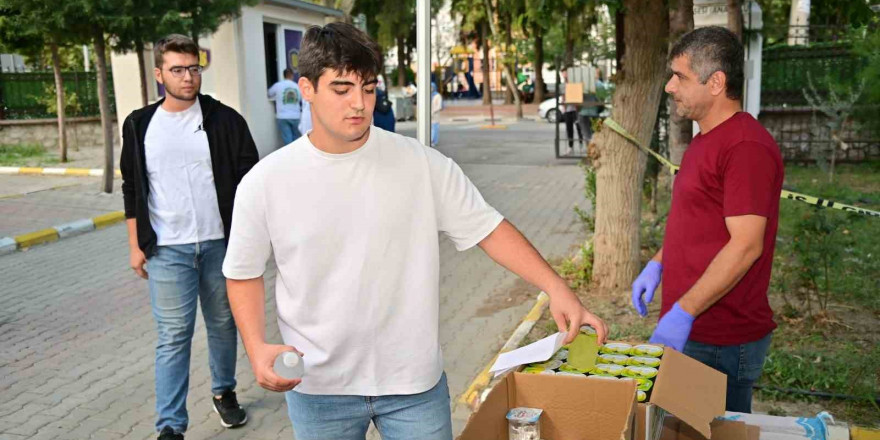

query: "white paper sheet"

left=490, top=332, right=566, bottom=377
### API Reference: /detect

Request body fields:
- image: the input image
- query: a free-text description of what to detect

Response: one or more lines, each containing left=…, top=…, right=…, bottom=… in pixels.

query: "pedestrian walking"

left=268, top=68, right=303, bottom=147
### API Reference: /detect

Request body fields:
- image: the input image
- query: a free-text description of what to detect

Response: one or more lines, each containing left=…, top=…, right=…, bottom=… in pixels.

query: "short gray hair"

left=669, top=26, right=744, bottom=101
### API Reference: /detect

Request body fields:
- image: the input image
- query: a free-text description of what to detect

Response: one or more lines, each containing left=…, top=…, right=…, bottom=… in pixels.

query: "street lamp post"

left=416, top=0, right=431, bottom=146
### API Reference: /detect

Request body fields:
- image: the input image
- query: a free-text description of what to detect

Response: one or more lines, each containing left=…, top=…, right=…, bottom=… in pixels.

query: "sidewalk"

left=0, top=174, right=123, bottom=239
left=435, top=100, right=542, bottom=123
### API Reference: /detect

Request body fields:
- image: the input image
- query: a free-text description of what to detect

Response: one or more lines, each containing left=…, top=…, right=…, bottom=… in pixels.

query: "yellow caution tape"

left=602, top=118, right=880, bottom=218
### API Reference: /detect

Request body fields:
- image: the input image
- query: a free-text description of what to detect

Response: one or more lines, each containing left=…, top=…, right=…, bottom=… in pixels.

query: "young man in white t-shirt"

left=267, top=68, right=302, bottom=147
left=223, top=23, right=608, bottom=440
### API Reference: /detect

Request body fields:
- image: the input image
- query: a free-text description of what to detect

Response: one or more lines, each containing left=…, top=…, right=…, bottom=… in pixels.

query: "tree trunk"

left=503, top=14, right=513, bottom=105
left=534, top=25, right=545, bottom=104
left=668, top=0, right=694, bottom=184
left=590, top=0, right=669, bottom=289
left=136, top=39, right=149, bottom=106
left=727, top=0, right=742, bottom=41
left=481, top=20, right=492, bottom=105
left=564, top=11, right=575, bottom=69
left=50, top=42, right=68, bottom=163
left=397, top=34, right=406, bottom=87
left=94, top=29, right=115, bottom=194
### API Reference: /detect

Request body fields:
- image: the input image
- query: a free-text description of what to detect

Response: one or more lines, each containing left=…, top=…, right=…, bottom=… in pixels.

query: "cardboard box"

left=458, top=372, right=638, bottom=440
left=565, top=83, right=584, bottom=104
left=634, top=349, right=728, bottom=440
left=463, top=345, right=728, bottom=440
left=659, top=415, right=759, bottom=440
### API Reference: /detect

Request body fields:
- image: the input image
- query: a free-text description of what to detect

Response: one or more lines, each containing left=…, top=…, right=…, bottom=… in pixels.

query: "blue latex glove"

left=631, top=261, right=662, bottom=317
left=649, top=303, right=695, bottom=352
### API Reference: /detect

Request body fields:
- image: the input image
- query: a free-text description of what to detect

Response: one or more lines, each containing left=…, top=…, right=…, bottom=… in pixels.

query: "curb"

left=0, top=166, right=122, bottom=177
left=457, top=291, right=550, bottom=410
left=0, top=210, right=125, bottom=255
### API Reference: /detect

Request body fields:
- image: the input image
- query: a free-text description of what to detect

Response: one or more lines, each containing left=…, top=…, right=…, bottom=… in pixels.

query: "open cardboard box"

left=635, top=348, right=730, bottom=440
left=659, top=415, right=760, bottom=440
left=461, top=345, right=732, bottom=440
left=458, top=372, right=639, bottom=440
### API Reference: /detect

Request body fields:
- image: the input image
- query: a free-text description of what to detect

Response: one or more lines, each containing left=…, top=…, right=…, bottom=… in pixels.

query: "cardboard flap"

left=515, top=373, right=637, bottom=440
left=746, top=425, right=760, bottom=440
left=651, top=349, right=727, bottom=439
left=457, top=374, right=511, bottom=440
left=660, top=417, right=750, bottom=440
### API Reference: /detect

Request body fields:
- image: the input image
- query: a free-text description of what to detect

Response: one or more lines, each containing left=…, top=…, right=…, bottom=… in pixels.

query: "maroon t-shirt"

left=661, top=112, right=783, bottom=345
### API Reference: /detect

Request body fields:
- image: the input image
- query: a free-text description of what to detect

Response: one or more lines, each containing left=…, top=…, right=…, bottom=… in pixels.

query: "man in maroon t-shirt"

left=630, top=26, right=783, bottom=413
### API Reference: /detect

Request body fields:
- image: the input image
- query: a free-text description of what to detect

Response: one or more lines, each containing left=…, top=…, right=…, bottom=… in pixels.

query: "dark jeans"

left=683, top=333, right=772, bottom=413
left=564, top=111, right=583, bottom=148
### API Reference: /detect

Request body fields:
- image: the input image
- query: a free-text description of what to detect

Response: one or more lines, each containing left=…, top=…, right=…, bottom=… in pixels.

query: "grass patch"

left=0, top=143, right=58, bottom=166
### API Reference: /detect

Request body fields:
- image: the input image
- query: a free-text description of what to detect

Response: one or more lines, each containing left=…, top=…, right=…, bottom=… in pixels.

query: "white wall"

left=111, top=2, right=338, bottom=158
left=229, top=3, right=332, bottom=157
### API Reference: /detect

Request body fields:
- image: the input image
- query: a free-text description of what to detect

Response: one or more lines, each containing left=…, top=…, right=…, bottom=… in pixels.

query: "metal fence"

left=758, top=25, right=878, bottom=163
left=0, top=71, right=115, bottom=120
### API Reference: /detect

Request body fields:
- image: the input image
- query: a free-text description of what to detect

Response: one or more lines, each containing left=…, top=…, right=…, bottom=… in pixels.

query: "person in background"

left=268, top=68, right=302, bottom=147
left=631, top=26, right=783, bottom=413
left=299, top=99, right=312, bottom=136
left=120, top=34, right=258, bottom=440
left=431, top=81, right=443, bottom=147
left=373, top=82, right=396, bottom=132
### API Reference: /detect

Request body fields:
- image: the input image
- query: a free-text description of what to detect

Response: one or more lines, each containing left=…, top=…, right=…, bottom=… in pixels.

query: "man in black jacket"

left=119, top=34, right=259, bottom=440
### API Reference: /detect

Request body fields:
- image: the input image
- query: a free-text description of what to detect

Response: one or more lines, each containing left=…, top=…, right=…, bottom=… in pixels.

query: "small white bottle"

left=274, top=351, right=304, bottom=379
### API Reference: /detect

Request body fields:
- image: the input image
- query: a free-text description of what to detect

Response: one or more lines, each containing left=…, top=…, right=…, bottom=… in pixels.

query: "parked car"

left=537, top=97, right=564, bottom=123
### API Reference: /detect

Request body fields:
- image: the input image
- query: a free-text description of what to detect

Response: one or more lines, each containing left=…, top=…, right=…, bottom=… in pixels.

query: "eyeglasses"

left=168, top=65, right=203, bottom=78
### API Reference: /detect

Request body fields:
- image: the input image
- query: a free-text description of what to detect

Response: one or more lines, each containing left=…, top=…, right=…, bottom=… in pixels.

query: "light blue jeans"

left=147, top=239, right=238, bottom=433
left=277, top=118, right=301, bottom=146
left=285, top=372, right=453, bottom=440
left=431, top=121, right=439, bottom=146
left=683, top=332, right=772, bottom=413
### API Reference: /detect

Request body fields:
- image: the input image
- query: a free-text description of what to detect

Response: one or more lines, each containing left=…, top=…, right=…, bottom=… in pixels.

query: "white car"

left=537, top=97, right=564, bottom=123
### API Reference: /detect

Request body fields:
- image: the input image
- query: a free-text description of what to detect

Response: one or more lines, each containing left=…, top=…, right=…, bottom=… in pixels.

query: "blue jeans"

left=277, top=118, right=301, bottom=146
left=147, top=239, right=238, bottom=433
left=285, top=373, right=453, bottom=440
left=431, top=121, right=439, bottom=146
left=683, top=333, right=772, bottom=413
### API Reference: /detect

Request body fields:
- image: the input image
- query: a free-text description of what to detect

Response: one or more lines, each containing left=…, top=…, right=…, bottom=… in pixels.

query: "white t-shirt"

left=222, top=127, right=503, bottom=396
left=268, top=79, right=302, bottom=120
left=144, top=101, right=224, bottom=246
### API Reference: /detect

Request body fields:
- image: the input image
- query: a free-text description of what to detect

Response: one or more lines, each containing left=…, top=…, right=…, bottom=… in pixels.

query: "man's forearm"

left=227, top=277, right=268, bottom=355
left=652, top=247, right=663, bottom=264
left=678, top=242, right=761, bottom=317
left=477, top=220, right=568, bottom=296
left=126, top=218, right=138, bottom=248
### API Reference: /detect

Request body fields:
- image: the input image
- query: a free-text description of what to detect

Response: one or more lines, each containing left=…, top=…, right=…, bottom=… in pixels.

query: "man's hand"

left=648, top=303, right=694, bottom=352
left=250, top=343, right=304, bottom=393
left=631, top=261, right=662, bottom=317
left=129, top=246, right=148, bottom=279
left=548, top=287, right=608, bottom=345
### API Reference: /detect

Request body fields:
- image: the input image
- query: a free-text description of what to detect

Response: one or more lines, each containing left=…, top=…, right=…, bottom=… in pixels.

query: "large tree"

left=667, top=0, right=693, bottom=173
left=589, top=0, right=669, bottom=289
left=173, top=0, right=257, bottom=47
left=112, top=1, right=179, bottom=107
left=0, top=0, right=86, bottom=163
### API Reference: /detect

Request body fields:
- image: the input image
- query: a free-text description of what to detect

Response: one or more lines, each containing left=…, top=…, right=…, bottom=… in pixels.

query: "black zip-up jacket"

left=120, top=94, right=259, bottom=258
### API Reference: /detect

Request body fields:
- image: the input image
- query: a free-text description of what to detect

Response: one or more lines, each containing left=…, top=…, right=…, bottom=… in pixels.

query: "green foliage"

left=773, top=162, right=880, bottom=313
left=33, top=83, right=82, bottom=116
left=0, top=143, right=54, bottom=166
left=760, top=340, right=880, bottom=407
left=559, top=240, right=594, bottom=289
